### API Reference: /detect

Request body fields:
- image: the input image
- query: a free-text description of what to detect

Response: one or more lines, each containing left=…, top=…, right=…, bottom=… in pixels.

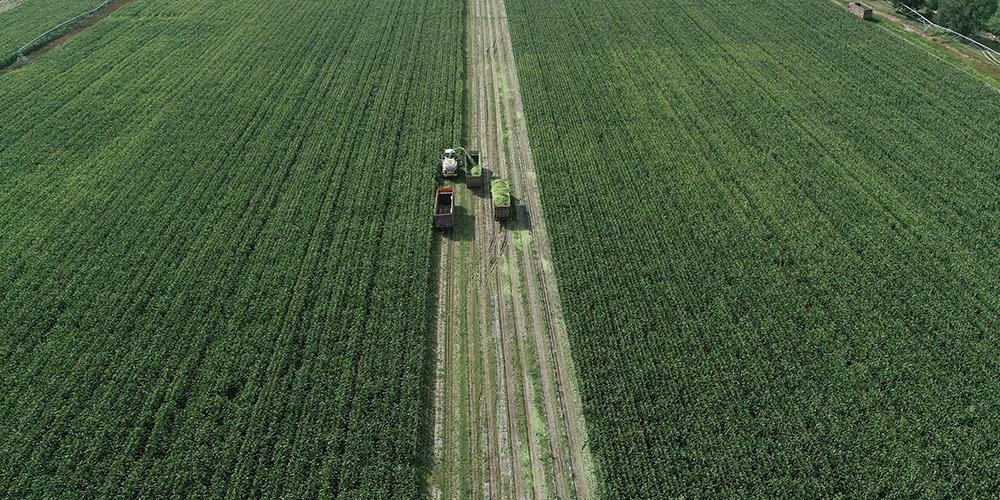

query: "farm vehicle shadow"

left=509, top=195, right=526, bottom=228
left=468, top=168, right=490, bottom=200
left=445, top=204, right=474, bottom=242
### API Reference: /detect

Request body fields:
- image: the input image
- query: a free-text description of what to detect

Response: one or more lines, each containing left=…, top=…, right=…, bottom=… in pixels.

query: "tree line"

left=892, top=0, right=1000, bottom=36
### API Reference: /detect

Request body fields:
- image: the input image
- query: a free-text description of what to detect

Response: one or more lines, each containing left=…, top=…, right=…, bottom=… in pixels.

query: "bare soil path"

left=429, top=0, right=598, bottom=498
left=0, top=0, right=24, bottom=14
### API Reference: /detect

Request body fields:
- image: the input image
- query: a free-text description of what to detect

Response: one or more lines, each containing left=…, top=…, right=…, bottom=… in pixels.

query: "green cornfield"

left=506, top=0, right=1000, bottom=496
left=7, top=0, right=1000, bottom=496
left=0, top=0, right=461, bottom=496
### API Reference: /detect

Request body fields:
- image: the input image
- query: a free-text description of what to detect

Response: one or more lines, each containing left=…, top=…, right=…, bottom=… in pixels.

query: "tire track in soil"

left=479, top=0, right=538, bottom=497
left=430, top=0, right=597, bottom=497
left=483, top=14, right=550, bottom=500
left=483, top=0, right=599, bottom=497
left=480, top=0, right=528, bottom=497
left=475, top=0, right=518, bottom=497
left=431, top=233, right=455, bottom=500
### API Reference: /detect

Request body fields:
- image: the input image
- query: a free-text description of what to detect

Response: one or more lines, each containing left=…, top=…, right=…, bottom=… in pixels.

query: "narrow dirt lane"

left=429, top=0, right=597, bottom=497
left=0, top=0, right=24, bottom=14
left=483, top=0, right=599, bottom=496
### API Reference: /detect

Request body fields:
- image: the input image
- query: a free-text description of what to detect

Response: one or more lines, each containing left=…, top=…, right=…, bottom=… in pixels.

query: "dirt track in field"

left=0, top=0, right=24, bottom=14
left=429, top=0, right=597, bottom=498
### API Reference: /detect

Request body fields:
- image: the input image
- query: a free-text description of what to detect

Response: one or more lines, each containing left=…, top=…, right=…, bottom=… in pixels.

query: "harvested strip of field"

left=505, top=0, right=1000, bottom=496
left=428, top=0, right=596, bottom=497
left=0, top=0, right=461, bottom=496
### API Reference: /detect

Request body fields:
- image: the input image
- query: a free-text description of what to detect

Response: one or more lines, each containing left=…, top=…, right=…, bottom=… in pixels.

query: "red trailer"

left=434, top=188, right=455, bottom=229
left=848, top=2, right=873, bottom=19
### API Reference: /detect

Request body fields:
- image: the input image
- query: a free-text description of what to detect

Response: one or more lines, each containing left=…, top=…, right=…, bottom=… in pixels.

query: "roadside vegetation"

left=891, top=0, right=999, bottom=35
